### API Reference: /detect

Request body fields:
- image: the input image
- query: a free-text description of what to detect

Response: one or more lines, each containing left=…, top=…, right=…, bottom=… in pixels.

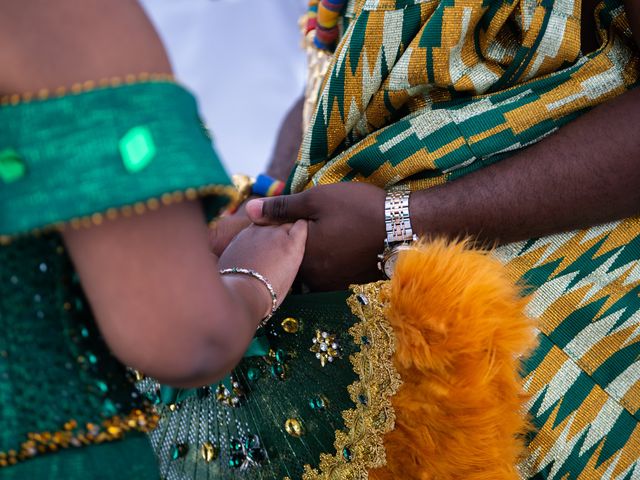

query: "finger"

left=278, top=223, right=295, bottom=233
left=246, top=193, right=311, bottom=225
left=245, top=223, right=293, bottom=234
left=208, top=218, right=247, bottom=256
left=208, top=222, right=228, bottom=257
left=288, top=219, right=308, bottom=244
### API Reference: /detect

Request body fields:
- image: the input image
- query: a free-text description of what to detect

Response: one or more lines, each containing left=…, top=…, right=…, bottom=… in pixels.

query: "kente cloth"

left=290, top=0, right=640, bottom=478
left=290, top=0, right=639, bottom=191
left=0, top=79, right=234, bottom=478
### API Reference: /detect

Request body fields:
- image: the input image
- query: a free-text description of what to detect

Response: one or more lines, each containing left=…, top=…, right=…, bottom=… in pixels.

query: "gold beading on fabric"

left=0, top=73, right=175, bottom=105
left=0, top=185, right=239, bottom=246
left=0, top=408, right=159, bottom=468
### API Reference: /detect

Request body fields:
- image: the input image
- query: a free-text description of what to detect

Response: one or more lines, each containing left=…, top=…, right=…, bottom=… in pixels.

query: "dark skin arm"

left=412, top=85, right=640, bottom=242
left=208, top=95, right=304, bottom=255
left=247, top=1, right=640, bottom=291
left=624, top=0, right=640, bottom=48
left=266, top=96, right=305, bottom=182
left=1, top=0, right=308, bottom=386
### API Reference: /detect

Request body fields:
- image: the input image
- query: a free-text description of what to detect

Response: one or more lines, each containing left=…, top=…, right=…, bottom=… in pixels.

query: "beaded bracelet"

left=226, top=173, right=285, bottom=215
left=219, top=268, right=278, bottom=329
left=252, top=173, right=285, bottom=197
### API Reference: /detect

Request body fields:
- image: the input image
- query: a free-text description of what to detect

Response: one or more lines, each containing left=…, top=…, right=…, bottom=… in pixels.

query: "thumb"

left=246, top=193, right=311, bottom=225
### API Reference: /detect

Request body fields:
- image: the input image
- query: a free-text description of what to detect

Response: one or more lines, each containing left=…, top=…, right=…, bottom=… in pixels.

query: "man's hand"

left=246, top=183, right=386, bottom=291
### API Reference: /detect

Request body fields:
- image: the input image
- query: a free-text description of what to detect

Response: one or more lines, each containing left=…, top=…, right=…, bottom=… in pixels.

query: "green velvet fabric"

left=0, top=81, right=231, bottom=237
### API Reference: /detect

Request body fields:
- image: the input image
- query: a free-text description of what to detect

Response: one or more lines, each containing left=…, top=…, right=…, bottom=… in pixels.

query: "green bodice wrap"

left=0, top=81, right=233, bottom=239
left=0, top=233, right=159, bottom=479
left=0, top=80, right=233, bottom=477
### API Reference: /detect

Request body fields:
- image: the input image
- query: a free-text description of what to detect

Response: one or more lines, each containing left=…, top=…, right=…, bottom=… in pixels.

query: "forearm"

left=266, top=96, right=304, bottom=182
left=624, top=0, right=640, bottom=49
left=64, top=203, right=266, bottom=388
left=412, top=87, right=640, bottom=244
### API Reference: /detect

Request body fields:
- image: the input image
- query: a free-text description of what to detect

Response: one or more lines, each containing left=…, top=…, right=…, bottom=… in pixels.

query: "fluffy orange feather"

left=370, top=239, right=537, bottom=480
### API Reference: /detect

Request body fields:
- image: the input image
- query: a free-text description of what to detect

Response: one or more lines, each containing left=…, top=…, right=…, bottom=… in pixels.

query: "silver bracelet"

left=219, top=268, right=278, bottom=329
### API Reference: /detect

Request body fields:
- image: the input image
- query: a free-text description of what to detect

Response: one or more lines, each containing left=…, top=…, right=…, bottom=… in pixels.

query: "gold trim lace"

left=0, top=407, right=159, bottom=467
left=300, top=282, right=402, bottom=480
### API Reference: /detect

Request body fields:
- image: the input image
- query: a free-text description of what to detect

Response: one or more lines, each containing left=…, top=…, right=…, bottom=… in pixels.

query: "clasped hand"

left=212, top=183, right=386, bottom=291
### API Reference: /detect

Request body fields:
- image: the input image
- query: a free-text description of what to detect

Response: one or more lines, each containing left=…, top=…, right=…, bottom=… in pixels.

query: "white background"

left=141, top=0, right=307, bottom=175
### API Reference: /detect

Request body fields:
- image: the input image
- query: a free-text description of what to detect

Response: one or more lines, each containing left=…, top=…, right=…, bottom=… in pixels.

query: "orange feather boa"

left=371, top=240, right=537, bottom=479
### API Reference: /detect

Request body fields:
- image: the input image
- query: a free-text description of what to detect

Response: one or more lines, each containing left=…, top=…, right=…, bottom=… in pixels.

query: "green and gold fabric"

left=291, top=0, right=639, bottom=192
left=0, top=79, right=234, bottom=479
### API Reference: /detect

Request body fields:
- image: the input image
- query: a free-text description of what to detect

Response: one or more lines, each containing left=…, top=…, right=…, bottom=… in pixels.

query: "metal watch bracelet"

left=378, top=188, right=416, bottom=278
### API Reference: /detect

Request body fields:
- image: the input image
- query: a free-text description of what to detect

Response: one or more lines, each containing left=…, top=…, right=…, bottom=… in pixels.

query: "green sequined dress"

left=0, top=80, right=234, bottom=479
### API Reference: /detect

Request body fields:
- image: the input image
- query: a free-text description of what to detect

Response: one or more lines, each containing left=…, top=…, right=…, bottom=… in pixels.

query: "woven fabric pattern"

left=286, top=0, right=640, bottom=478
left=290, top=0, right=639, bottom=191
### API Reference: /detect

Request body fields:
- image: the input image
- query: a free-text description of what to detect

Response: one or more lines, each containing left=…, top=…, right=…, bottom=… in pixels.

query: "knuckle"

left=268, top=197, right=289, bottom=220
left=301, top=191, right=315, bottom=210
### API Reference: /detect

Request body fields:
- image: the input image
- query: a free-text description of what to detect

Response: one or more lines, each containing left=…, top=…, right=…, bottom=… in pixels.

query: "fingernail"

left=245, top=199, right=264, bottom=219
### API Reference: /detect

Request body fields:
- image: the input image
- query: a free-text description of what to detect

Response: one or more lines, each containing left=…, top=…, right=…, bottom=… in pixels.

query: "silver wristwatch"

left=377, top=188, right=418, bottom=278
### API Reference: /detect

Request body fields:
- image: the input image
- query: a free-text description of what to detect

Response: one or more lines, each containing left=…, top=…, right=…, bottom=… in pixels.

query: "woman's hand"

left=218, top=221, right=308, bottom=316
left=208, top=201, right=254, bottom=256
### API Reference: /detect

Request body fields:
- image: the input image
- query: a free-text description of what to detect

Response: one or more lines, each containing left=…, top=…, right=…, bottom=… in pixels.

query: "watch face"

left=383, top=244, right=416, bottom=278
left=383, top=252, right=398, bottom=278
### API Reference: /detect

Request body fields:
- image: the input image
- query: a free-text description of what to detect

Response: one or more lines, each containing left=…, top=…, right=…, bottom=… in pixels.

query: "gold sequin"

left=281, top=317, right=300, bottom=333
left=106, top=426, right=122, bottom=437
left=200, top=442, right=218, bottom=463
left=185, top=188, right=198, bottom=201
left=284, top=418, right=304, bottom=437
